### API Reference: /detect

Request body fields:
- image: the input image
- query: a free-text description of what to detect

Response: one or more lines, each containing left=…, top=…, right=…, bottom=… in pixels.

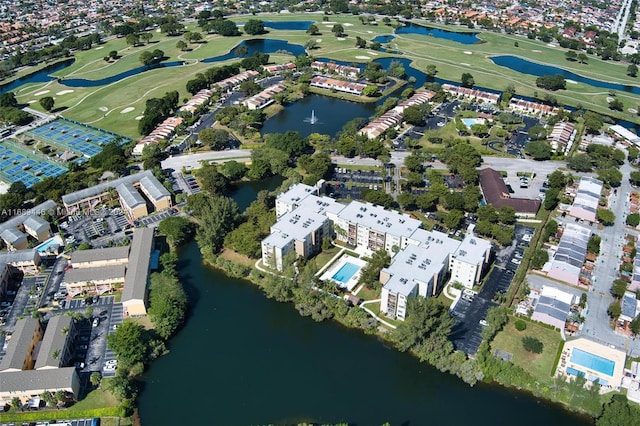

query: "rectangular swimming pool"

left=570, top=348, right=615, bottom=376
left=331, top=262, right=360, bottom=284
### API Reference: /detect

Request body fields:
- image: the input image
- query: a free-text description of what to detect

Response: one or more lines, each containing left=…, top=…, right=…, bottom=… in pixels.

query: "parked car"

left=92, top=318, right=100, bottom=327
left=479, top=320, right=489, bottom=327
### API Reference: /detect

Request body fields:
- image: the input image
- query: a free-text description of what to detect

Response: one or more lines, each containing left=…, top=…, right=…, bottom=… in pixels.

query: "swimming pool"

left=461, top=118, right=482, bottom=128
left=331, top=262, right=360, bottom=284
left=570, top=348, right=615, bottom=376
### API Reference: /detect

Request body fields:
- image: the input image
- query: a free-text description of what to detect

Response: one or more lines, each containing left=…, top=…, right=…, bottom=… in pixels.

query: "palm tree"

left=11, top=397, right=21, bottom=412
left=52, top=349, right=60, bottom=359
left=90, top=372, right=102, bottom=388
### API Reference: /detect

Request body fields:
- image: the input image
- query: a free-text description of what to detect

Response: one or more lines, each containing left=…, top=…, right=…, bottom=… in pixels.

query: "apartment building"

left=568, top=177, right=602, bottom=223
left=61, top=264, right=126, bottom=297
left=311, top=61, right=360, bottom=79
left=310, top=76, right=367, bottom=95
left=242, top=83, right=286, bottom=110
left=547, top=223, right=591, bottom=286
left=62, top=170, right=171, bottom=220
left=122, top=228, right=155, bottom=317
left=359, top=90, right=436, bottom=139
left=509, top=98, right=559, bottom=116
left=449, top=229, right=492, bottom=289
left=441, top=84, right=500, bottom=104
left=548, top=122, right=576, bottom=154
left=0, top=317, right=80, bottom=405
left=263, top=62, right=296, bottom=75
left=0, top=200, right=55, bottom=250
left=70, top=246, right=129, bottom=269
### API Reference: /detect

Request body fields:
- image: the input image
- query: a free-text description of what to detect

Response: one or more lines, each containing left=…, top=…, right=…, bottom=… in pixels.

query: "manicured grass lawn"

left=314, top=246, right=342, bottom=270
left=70, top=388, right=119, bottom=411
left=491, top=316, right=564, bottom=380
left=357, top=286, right=380, bottom=301
left=9, top=13, right=640, bottom=142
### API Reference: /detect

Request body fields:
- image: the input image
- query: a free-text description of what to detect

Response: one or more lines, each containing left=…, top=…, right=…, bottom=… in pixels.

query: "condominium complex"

left=263, top=184, right=492, bottom=320
left=242, top=83, right=286, bottom=110
left=0, top=200, right=55, bottom=250
left=441, top=84, right=500, bottom=104
left=311, top=61, right=360, bottom=79
left=359, top=90, right=436, bottom=139
left=62, top=170, right=171, bottom=221
left=509, top=98, right=559, bottom=116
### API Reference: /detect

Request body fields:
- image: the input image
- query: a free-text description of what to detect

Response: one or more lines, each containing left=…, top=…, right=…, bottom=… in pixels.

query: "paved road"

left=579, top=157, right=640, bottom=356
left=161, top=149, right=251, bottom=171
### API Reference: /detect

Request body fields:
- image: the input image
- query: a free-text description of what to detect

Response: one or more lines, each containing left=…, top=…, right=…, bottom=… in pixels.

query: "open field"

left=5, top=14, right=640, bottom=140
left=491, top=316, right=564, bottom=380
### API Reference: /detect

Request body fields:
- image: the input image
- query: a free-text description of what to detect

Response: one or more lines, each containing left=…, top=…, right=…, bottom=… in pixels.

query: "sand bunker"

left=337, top=37, right=346, bottom=41
left=547, top=43, right=555, bottom=47
left=532, top=50, right=541, bottom=53
left=463, top=51, right=472, bottom=55
left=316, top=39, right=322, bottom=43
left=135, top=116, right=144, bottom=120
left=460, top=63, right=470, bottom=66
left=121, top=107, right=135, bottom=114
left=368, top=51, right=378, bottom=56
left=99, top=106, right=108, bottom=112
left=606, top=96, right=615, bottom=102
left=566, top=79, right=578, bottom=84
left=27, top=100, right=36, bottom=104
left=367, top=31, right=373, bottom=34
left=343, top=23, right=353, bottom=27
left=56, top=90, right=74, bottom=95
left=356, top=56, right=370, bottom=60
left=95, top=46, right=104, bottom=50
left=629, top=108, right=638, bottom=114
left=34, top=90, right=50, bottom=96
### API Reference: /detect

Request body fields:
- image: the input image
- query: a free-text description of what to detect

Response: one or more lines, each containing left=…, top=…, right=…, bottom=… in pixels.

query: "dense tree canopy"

left=148, top=272, right=188, bottom=340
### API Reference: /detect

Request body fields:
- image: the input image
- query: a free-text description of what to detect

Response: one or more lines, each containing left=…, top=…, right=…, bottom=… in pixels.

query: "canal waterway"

left=136, top=179, right=592, bottom=426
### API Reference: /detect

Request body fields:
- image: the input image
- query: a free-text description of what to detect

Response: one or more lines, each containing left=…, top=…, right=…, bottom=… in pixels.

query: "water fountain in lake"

left=304, top=110, right=318, bottom=125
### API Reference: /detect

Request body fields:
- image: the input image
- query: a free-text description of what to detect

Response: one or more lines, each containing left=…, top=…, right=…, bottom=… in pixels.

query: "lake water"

left=202, top=39, right=306, bottom=63
left=136, top=179, right=592, bottom=426
left=236, top=21, right=314, bottom=31
left=0, top=59, right=74, bottom=94
left=491, top=55, right=640, bottom=94
left=396, top=23, right=481, bottom=44
left=260, top=94, right=378, bottom=138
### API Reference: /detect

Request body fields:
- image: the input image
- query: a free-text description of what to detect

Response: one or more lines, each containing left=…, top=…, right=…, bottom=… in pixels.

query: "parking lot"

left=137, top=207, right=178, bottom=227
left=327, top=168, right=388, bottom=201
left=61, top=207, right=132, bottom=248
left=450, top=225, right=534, bottom=355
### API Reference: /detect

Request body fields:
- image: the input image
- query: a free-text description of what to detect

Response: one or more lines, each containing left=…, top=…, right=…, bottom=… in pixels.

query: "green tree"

left=358, top=249, right=391, bottom=291
left=596, top=208, right=616, bottom=225
left=515, top=320, right=527, bottom=331
left=607, top=301, right=622, bottom=319
left=158, top=216, right=194, bottom=247
left=530, top=249, right=549, bottom=269
left=630, top=316, right=640, bottom=335
left=90, top=372, right=102, bottom=387
left=148, top=272, right=188, bottom=339
left=628, top=64, right=639, bottom=77
left=596, top=394, right=640, bottom=426
left=626, top=213, right=640, bottom=227
left=525, top=140, right=552, bottom=160
left=219, top=160, right=248, bottom=181
left=403, top=105, right=424, bottom=125
left=392, top=297, right=455, bottom=365
left=567, top=153, right=593, bottom=172
left=199, top=128, right=230, bottom=150
left=332, top=24, right=345, bottom=37
left=611, top=279, right=628, bottom=299
left=39, top=96, right=54, bottom=112
left=565, top=50, right=577, bottom=61
left=461, top=72, right=474, bottom=88
left=522, top=336, right=543, bottom=353
left=306, top=24, right=320, bottom=35
left=244, top=19, right=265, bottom=35
left=444, top=209, right=464, bottom=229
left=196, top=164, right=229, bottom=196
left=587, top=234, right=601, bottom=254
left=528, top=125, right=547, bottom=140
left=176, top=40, right=188, bottom=51
left=107, top=321, right=147, bottom=367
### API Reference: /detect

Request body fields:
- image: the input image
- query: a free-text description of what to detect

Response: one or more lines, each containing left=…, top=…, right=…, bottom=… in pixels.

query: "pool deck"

left=318, top=253, right=367, bottom=292
left=556, top=337, right=626, bottom=392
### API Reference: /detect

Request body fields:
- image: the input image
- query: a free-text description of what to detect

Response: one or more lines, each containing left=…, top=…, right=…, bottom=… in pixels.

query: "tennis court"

left=25, top=118, right=130, bottom=159
left=0, top=141, right=67, bottom=187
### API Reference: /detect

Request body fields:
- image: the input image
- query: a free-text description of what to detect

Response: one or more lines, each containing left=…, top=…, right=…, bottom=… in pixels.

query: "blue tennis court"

left=0, top=142, right=67, bottom=188
left=25, top=118, right=130, bottom=159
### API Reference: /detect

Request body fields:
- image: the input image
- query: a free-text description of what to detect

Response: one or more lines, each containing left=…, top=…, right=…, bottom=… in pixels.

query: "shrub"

left=515, top=319, right=527, bottom=331
left=522, top=336, right=543, bottom=353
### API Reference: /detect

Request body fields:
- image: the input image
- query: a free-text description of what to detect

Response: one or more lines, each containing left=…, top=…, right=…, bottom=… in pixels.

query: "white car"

left=105, top=359, right=118, bottom=367
left=103, top=364, right=117, bottom=371
left=479, top=320, right=489, bottom=327
left=511, top=258, right=521, bottom=265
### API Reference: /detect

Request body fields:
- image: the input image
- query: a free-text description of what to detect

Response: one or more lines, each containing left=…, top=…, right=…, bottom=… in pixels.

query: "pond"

left=0, top=59, right=75, bottom=94
left=491, top=55, right=640, bottom=94
left=395, top=22, right=481, bottom=44
left=260, top=93, right=378, bottom=138
left=202, top=39, right=306, bottom=63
